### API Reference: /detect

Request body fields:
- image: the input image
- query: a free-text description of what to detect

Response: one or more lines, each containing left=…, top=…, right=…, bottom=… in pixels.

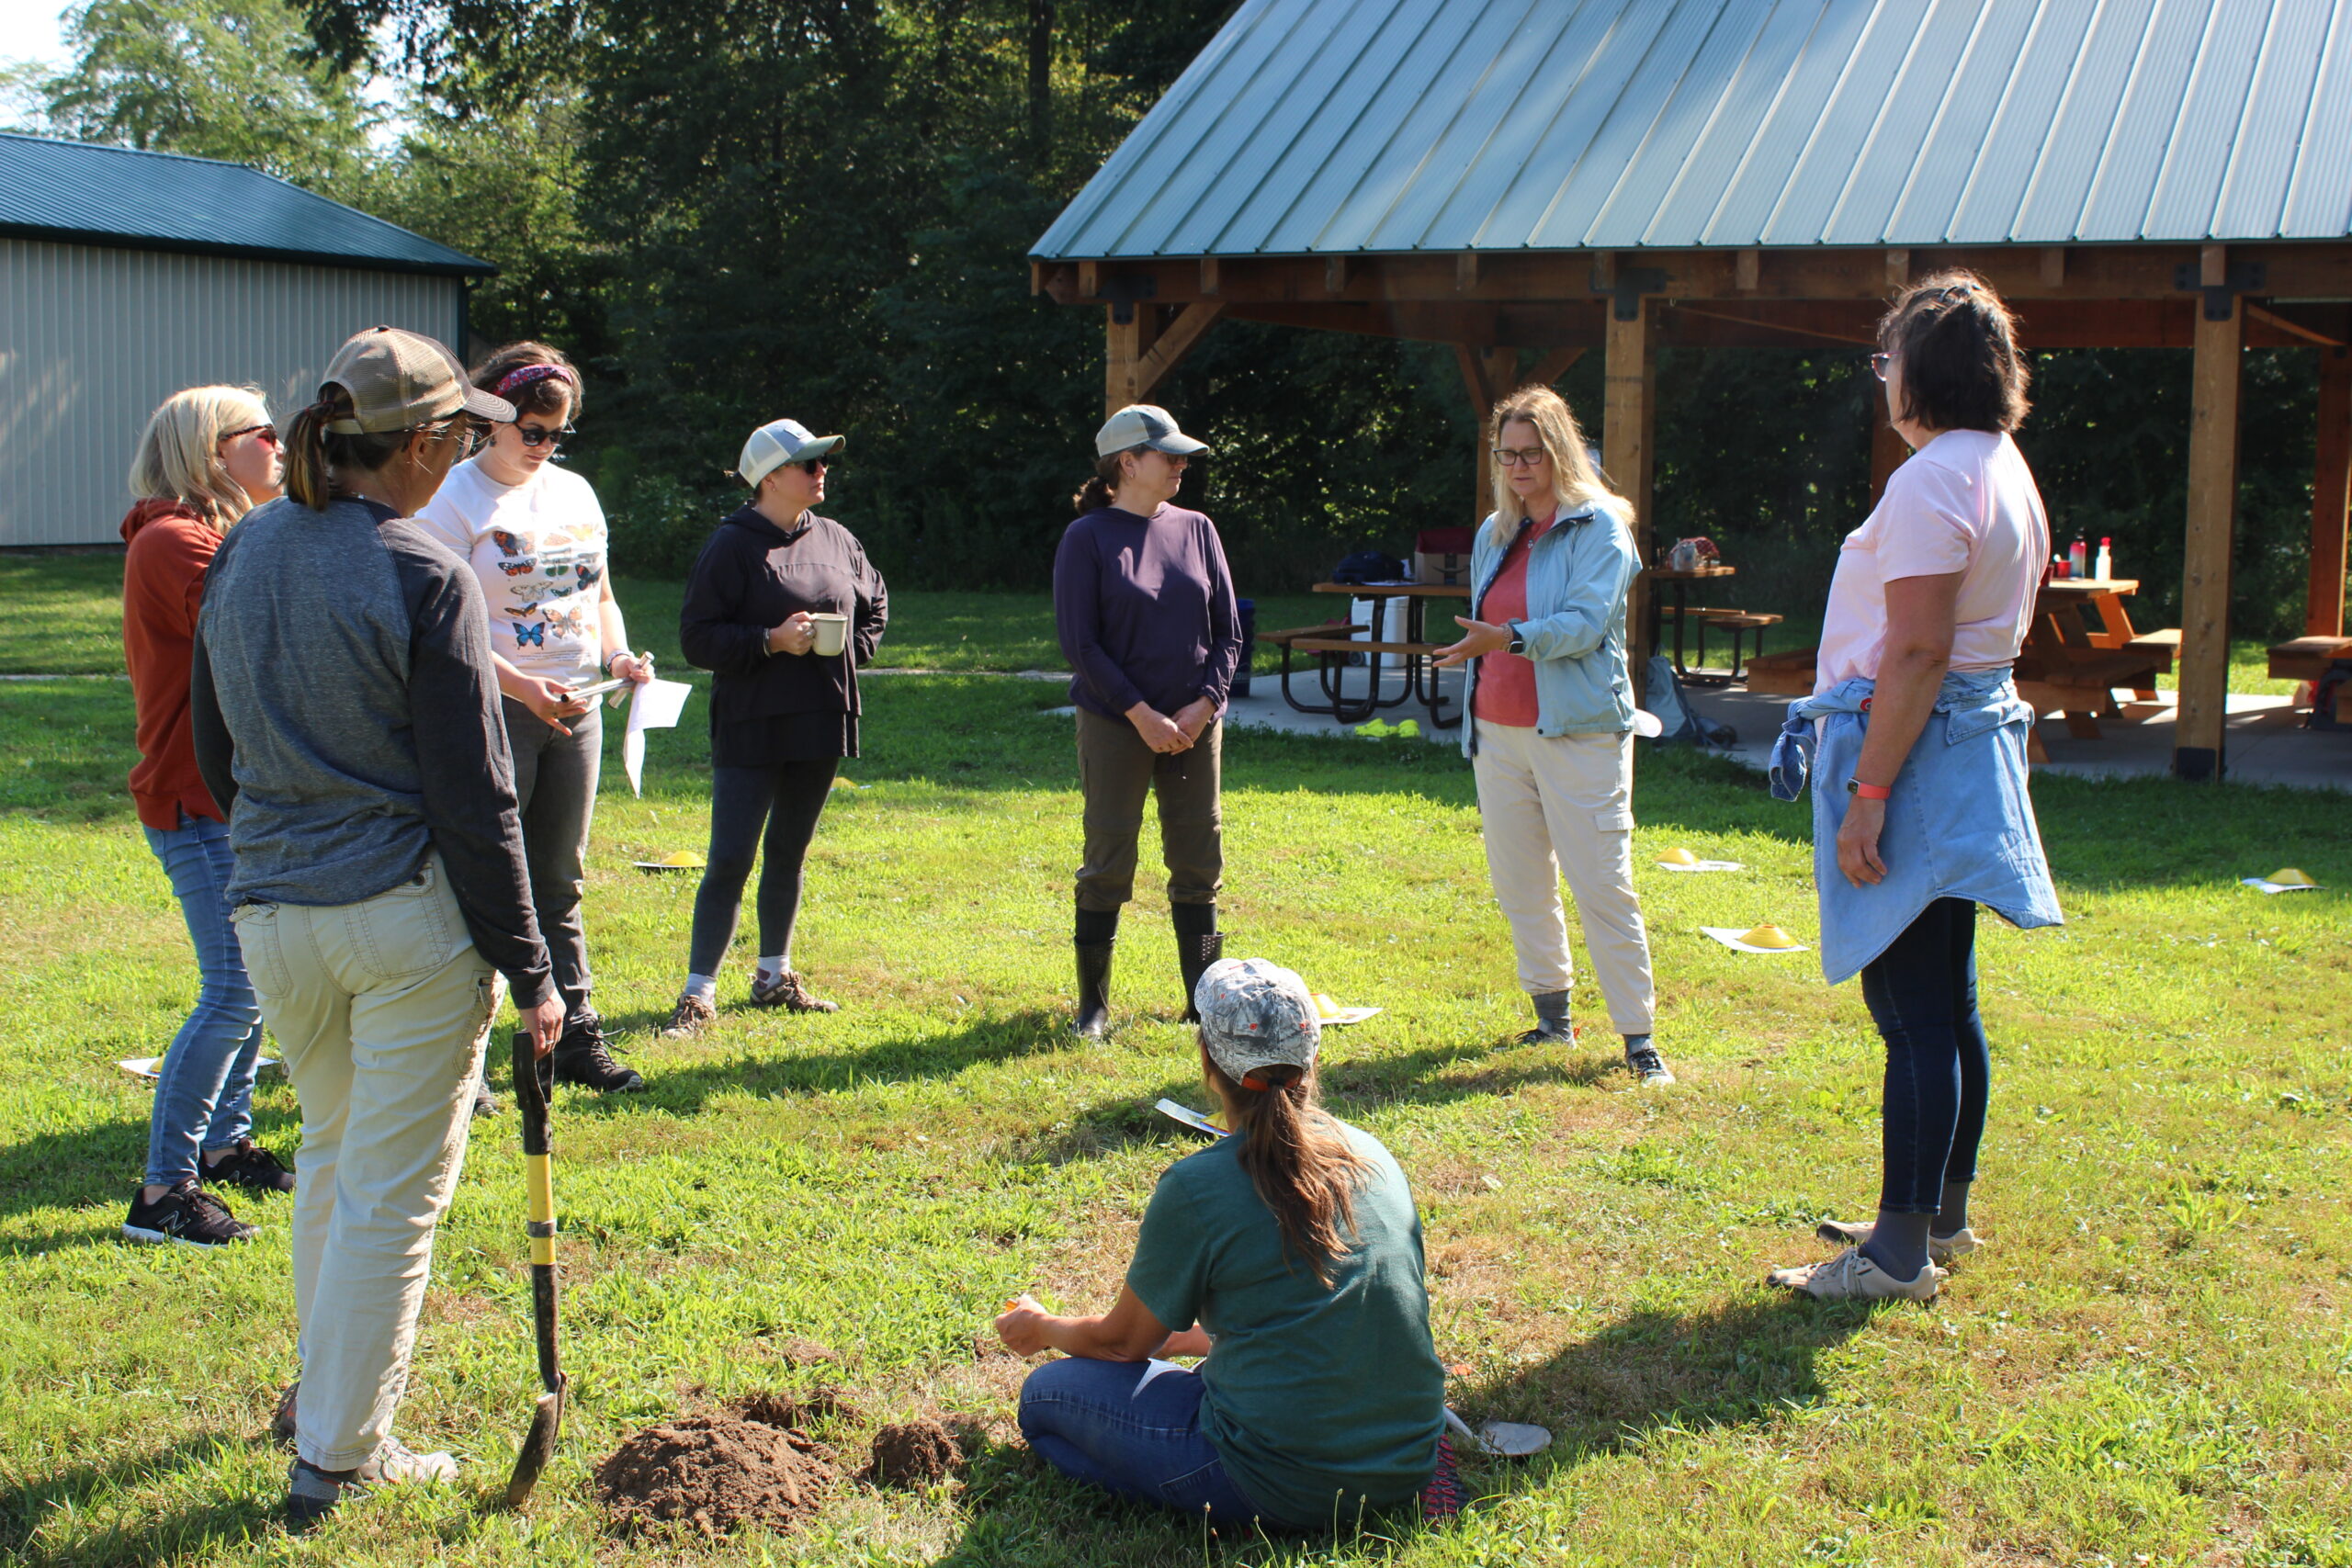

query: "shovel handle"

left=512, top=1032, right=561, bottom=1392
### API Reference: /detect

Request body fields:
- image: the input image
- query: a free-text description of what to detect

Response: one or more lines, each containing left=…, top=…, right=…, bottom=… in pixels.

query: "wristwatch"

left=1505, top=623, right=1527, bottom=656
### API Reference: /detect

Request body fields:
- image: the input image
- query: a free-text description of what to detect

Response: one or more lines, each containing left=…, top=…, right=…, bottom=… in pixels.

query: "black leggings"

left=687, top=760, right=838, bottom=976
left=1857, top=897, right=1990, bottom=1213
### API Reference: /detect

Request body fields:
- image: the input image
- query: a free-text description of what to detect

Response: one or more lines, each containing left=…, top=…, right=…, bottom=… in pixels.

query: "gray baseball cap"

left=1194, top=957, right=1321, bottom=1086
left=740, top=417, right=846, bottom=488
left=1095, top=403, right=1209, bottom=458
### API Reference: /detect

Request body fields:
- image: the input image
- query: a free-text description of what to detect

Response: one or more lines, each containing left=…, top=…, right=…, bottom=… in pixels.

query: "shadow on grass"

left=514, top=1009, right=1074, bottom=1119
left=0, top=1102, right=304, bottom=1229
left=0, top=1431, right=277, bottom=1568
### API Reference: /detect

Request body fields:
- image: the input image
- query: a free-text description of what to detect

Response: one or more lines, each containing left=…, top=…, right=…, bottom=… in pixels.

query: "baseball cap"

left=1095, top=403, right=1209, bottom=458
left=1193, top=957, right=1321, bottom=1087
left=740, top=418, right=846, bottom=488
left=321, top=327, right=513, bottom=434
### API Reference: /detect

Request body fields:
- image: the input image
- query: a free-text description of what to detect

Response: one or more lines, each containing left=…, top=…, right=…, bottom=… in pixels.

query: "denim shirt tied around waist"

left=1456, top=502, right=1639, bottom=758
left=1769, top=667, right=2062, bottom=985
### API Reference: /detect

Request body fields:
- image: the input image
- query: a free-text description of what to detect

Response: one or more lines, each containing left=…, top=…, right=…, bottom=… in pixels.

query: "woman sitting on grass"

left=995, top=958, right=1444, bottom=1532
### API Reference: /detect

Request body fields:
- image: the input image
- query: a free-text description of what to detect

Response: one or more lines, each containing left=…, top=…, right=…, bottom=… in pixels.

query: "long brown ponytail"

left=283, top=387, right=427, bottom=512
left=1072, top=447, right=1137, bottom=515
left=1206, top=1056, right=1373, bottom=1286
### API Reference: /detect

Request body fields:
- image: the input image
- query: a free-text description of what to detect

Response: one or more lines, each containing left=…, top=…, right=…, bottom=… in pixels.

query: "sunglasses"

left=516, top=423, right=576, bottom=449
left=1869, top=352, right=1894, bottom=381
left=220, top=423, right=282, bottom=448
left=794, top=456, right=831, bottom=474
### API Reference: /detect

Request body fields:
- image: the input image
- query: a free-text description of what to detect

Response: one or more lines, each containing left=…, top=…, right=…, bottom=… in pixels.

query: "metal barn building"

left=0, top=132, right=492, bottom=547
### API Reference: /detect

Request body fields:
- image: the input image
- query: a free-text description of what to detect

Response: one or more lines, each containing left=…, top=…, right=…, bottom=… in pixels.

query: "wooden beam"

left=1886, top=248, right=1910, bottom=290
left=1199, top=257, right=1220, bottom=297
left=2175, top=284, right=2243, bottom=780
left=1455, top=345, right=1521, bottom=519
left=1122, top=300, right=1225, bottom=408
left=2246, top=302, right=2345, bottom=346
left=2040, top=247, right=2066, bottom=288
left=1103, top=302, right=1164, bottom=415
left=1735, top=248, right=1760, bottom=292
left=2311, top=344, right=2352, bottom=637
left=1325, top=254, right=1350, bottom=294
left=1604, top=299, right=1659, bottom=701
left=1528, top=346, right=1586, bottom=387
left=1453, top=344, right=1498, bottom=415
left=1454, top=252, right=1478, bottom=294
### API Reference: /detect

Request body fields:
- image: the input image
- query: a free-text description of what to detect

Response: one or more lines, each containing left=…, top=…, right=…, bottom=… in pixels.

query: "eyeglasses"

left=220, top=423, right=282, bottom=448
left=1869, top=352, right=1893, bottom=381
left=794, top=456, right=831, bottom=474
left=516, top=424, right=575, bottom=449
left=441, top=421, right=489, bottom=458
left=1492, top=446, right=1548, bottom=468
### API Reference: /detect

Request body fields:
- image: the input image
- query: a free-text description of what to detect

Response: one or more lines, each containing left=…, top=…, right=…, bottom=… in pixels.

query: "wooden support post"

left=2175, top=262, right=2243, bottom=781
left=2040, top=247, right=2067, bottom=288
left=1104, top=303, right=1161, bottom=414
left=1735, top=248, right=1761, bottom=292
left=1885, top=248, right=1910, bottom=290
left=1605, top=299, right=1658, bottom=699
left=1199, top=257, right=1220, bottom=298
left=1869, top=384, right=1907, bottom=504
left=1105, top=301, right=1222, bottom=413
left=2310, top=344, right=2351, bottom=637
left=1454, top=252, right=1478, bottom=294
left=1455, top=345, right=1521, bottom=518
left=1325, top=255, right=1350, bottom=294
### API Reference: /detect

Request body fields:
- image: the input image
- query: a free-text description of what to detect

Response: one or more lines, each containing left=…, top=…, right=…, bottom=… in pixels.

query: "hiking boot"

left=123, top=1178, right=255, bottom=1247
left=550, top=1010, right=645, bottom=1093
left=202, top=1137, right=296, bottom=1194
left=271, top=1382, right=300, bottom=1447
left=1515, top=989, right=1577, bottom=1046
left=285, top=1438, right=458, bottom=1529
left=1816, top=1218, right=1979, bottom=1264
left=751, top=969, right=838, bottom=1013
left=659, top=992, right=717, bottom=1039
left=1623, top=1034, right=1675, bottom=1088
left=1768, top=1246, right=1945, bottom=1302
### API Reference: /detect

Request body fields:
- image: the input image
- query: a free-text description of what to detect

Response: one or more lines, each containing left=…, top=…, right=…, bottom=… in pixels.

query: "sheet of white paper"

left=2241, top=877, right=2322, bottom=895
left=122, top=1055, right=278, bottom=1082
left=1155, top=1098, right=1228, bottom=1137
left=1657, top=860, right=1744, bottom=873
left=1701, top=927, right=1811, bottom=954
left=1132, top=1358, right=1188, bottom=1394
left=1318, top=1005, right=1382, bottom=1026
left=624, top=678, right=694, bottom=797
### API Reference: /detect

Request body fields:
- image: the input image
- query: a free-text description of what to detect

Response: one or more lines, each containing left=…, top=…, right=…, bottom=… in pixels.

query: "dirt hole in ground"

left=597, top=1393, right=848, bottom=1537
left=864, top=1419, right=964, bottom=1489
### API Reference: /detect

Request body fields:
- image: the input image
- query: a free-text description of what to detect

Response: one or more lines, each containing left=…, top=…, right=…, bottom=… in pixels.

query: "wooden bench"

left=1690, top=610, right=1781, bottom=682
left=2268, top=635, right=2352, bottom=683
left=2121, top=626, right=2179, bottom=698
left=1742, top=645, right=1817, bottom=696
left=2014, top=649, right=2165, bottom=746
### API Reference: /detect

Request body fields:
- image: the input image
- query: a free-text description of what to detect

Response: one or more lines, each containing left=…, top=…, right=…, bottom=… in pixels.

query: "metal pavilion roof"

left=0, top=133, right=492, bottom=276
left=1034, top=0, right=2352, bottom=260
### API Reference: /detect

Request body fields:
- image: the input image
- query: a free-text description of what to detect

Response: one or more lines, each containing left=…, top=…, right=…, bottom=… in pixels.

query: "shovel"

left=504, top=1031, right=567, bottom=1507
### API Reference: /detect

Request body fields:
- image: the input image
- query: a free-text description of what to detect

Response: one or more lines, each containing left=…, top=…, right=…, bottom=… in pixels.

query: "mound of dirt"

left=730, top=1388, right=861, bottom=1430
left=864, top=1419, right=963, bottom=1489
left=595, top=1415, right=836, bottom=1536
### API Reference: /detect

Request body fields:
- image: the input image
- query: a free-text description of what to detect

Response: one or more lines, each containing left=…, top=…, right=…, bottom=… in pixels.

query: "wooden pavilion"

left=1029, top=0, right=2352, bottom=781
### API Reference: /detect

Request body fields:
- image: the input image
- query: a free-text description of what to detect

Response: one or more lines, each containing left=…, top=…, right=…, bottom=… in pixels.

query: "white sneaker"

left=356, top=1438, right=458, bottom=1484
left=1815, top=1218, right=1978, bottom=1264
left=1769, top=1246, right=1944, bottom=1302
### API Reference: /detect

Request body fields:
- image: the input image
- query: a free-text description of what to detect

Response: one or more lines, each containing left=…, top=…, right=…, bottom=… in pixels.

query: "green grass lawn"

left=0, top=565, right=2347, bottom=1566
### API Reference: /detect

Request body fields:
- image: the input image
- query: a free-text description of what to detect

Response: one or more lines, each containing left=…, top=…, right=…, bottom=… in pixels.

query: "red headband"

left=492, top=364, right=574, bottom=399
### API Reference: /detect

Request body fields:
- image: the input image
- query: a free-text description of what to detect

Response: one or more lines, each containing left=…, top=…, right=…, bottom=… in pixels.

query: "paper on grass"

left=2241, top=876, right=2323, bottom=895
left=1156, top=1098, right=1228, bottom=1137
left=122, top=1055, right=278, bottom=1082
left=624, top=678, right=694, bottom=796
left=1657, top=859, right=1744, bottom=873
left=1318, top=1006, right=1382, bottom=1026
left=1701, top=927, right=1811, bottom=954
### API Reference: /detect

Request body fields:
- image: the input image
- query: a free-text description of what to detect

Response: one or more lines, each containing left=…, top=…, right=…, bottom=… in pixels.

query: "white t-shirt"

left=1815, top=429, right=2048, bottom=694
left=414, top=458, right=609, bottom=683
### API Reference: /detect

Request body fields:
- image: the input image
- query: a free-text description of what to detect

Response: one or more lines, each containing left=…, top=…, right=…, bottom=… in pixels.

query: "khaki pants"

left=1470, top=721, right=1656, bottom=1033
left=230, top=857, right=496, bottom=1471
left=1074, top=707, right=1223, bottom=911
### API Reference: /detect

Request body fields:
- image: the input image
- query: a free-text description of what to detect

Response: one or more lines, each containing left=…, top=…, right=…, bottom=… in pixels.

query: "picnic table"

left=1643, top=564, right=1784, bottom=685
left=1260, top=581, right=1469, bottom=728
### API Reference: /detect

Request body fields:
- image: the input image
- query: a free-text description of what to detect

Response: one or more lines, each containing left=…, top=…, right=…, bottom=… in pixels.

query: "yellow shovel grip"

left=526, top=1152, right=557, bottom=1265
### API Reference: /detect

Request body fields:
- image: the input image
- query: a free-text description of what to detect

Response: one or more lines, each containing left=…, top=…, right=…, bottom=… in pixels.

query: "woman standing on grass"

left=1764, top=273, right=2061, bottom=1303
left=1053, top=404, right=1243, bottom=1038
left=1433, top=385, right=1670, bottom=1089
left=996, top=957, right=1444, bottom=1532
left=415, top=342, right=649, bottom=1103
left=119, top=385, right=298, bottom=1249
left=660, top=417, right=888, bottom=1039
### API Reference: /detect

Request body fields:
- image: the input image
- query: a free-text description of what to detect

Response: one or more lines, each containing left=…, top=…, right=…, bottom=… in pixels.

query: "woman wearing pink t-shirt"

left=1766, top=274, right=2062, bottom=1303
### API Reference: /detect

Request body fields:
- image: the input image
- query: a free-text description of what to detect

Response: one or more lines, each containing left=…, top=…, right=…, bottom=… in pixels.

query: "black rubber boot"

left=1074, top=907, right=1118, bottom=1040
left=1172, top=902, right=1223, bottom=1023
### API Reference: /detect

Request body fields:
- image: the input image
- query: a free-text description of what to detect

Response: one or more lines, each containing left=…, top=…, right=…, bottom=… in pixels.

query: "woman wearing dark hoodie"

left=660, top=418, right=887, bottom=1038
left=119, top=385, right=297, bottom=1248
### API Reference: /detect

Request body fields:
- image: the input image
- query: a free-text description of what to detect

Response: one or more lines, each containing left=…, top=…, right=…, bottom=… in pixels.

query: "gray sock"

left=1932, top=1181, right=1971, bottom=1237
left=1528, top=990, right=1571, bottom=1038
left=1861, top=1210, right=1934, bottom=1280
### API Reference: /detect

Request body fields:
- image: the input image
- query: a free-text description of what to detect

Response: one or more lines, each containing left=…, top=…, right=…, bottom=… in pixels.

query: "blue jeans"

left=1859, top=897, right=1988, bottom=1213
left=1018, top=1358, right=1276, bottom=1529
left=141, top=812, right=266, bottom=1187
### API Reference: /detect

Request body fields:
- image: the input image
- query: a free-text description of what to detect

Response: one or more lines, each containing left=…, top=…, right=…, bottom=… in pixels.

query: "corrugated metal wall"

left=0, top=239, right=464, bottom=547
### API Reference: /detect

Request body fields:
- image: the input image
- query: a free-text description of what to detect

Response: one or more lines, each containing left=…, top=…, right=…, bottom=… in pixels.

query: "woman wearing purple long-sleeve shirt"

left=1054, top=404, right=1244, bottom=1039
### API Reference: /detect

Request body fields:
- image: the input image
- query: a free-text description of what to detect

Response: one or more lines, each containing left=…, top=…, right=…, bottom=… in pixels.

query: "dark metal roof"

left=1035, top=0, right=2352, bottom=260
left=0, top=132, right=493, bottom=276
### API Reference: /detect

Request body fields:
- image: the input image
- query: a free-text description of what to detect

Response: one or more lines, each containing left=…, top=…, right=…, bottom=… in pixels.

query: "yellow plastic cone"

left=2267, top=867, right=2316, bottom=887
left=1739, top=924, right=1801, bottom=950
left=1310, top=992, right=1342, bottom=1021
left=1657, top=847, right=1700, bottom=867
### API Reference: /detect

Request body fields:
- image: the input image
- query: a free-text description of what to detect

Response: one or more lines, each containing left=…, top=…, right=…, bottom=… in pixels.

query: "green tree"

left=35, top=0, right=373, bottom=191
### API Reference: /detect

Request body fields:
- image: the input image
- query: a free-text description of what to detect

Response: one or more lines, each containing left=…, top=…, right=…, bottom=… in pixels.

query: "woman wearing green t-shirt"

left=994, top=958, right=1445, bottom=1530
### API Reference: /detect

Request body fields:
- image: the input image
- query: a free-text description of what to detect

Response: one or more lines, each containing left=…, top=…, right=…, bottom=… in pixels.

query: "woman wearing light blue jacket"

left=1435, top=385, right=1668, bottom=1088
left=1764, top=273, right=2061, bottom=1303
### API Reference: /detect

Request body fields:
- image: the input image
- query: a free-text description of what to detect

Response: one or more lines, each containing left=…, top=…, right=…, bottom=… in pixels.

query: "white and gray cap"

left=1095, top=403, right=1209, bottom=458
left=739, top=417, right=845, bottom=488
left=1194, top=957, right=1321, bottom=1088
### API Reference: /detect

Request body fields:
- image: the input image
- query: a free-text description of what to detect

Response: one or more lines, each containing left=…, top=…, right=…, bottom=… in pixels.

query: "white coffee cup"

left=807, top=613, right=849, bottom=658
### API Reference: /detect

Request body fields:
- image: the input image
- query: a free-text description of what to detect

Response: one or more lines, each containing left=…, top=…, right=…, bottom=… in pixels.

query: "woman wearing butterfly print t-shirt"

left=414, top=342, right=648, bottom=1102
